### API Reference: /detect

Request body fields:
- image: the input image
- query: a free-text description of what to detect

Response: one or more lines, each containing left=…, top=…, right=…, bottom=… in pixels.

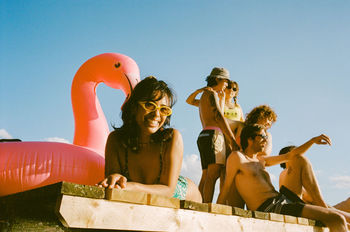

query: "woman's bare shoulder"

left=107, top=129, right=124, bottom=148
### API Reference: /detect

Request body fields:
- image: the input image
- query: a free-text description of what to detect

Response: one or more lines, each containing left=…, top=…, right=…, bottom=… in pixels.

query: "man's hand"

left=97, top=173, right=127, bottom=189
left=312, top=134, right=332, bottom=146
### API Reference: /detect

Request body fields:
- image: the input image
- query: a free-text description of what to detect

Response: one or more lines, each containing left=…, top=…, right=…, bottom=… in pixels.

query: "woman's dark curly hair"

left=245, top=105, right=277, bottom=126
left=115, top=76, right=176, bottom=151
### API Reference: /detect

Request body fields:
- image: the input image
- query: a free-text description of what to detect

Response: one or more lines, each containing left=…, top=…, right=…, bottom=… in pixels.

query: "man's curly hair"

left=245, top=105, right=277, bottom=126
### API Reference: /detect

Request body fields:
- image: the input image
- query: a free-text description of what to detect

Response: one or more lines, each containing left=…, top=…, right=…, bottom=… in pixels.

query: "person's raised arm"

left=124, top=129, right=184, bottom=197
left=263, top=134, right=331, bottom=167
left=217, top=152, right=242, bottom=206
left=186, top=87, right=213, bottom=107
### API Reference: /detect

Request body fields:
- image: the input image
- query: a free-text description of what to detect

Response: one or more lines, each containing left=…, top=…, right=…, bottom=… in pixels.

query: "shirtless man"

left=217, top=124, right=348, bottom=232
left=195, top=67, right=238, bottom=203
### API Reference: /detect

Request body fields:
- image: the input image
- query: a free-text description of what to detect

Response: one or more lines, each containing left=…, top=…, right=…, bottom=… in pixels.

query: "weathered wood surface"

left=0, top=182, right=329, bottom=232
left=58, top=195, right=328, bottom=232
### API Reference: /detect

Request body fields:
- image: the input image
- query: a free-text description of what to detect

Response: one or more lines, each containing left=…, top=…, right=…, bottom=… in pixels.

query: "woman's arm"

left=98, top=131, right=127, bottom=189
left=263, top=134, right=331, bottom=167
left=124, top=129, right=184, bottom=197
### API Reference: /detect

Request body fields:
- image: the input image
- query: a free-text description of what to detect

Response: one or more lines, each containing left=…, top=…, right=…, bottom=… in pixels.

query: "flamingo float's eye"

left=115, top=62, right=121, bottom=68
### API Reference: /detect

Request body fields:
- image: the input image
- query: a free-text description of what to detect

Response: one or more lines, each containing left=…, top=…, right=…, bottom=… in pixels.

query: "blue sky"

left=1, top=0, right=349, bottom=205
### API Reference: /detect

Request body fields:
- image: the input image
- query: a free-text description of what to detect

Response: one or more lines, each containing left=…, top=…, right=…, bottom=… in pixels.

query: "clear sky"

left=1, top=0, right=349, bottom=205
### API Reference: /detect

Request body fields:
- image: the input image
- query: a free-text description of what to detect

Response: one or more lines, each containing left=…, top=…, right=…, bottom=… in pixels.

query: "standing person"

left=98, top=76, right=202, bottom=202
left=217, top=124, right=348, bottom=232
left=193, top=67, right=239, bottom=203
left=223, top=81, right=244, bottom=122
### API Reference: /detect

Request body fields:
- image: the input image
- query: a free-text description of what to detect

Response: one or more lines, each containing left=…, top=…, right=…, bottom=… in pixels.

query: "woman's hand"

left=97, top=173, right=127, bottom=189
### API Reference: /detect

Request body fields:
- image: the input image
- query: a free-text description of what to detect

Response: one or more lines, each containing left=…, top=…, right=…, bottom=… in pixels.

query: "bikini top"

left=122, top=141, right=164, bottom=184
left=224, top=105, right=242, bottom=121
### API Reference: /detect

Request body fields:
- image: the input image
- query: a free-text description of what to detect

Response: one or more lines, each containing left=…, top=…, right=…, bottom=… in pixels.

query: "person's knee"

left=291, top=155, right=311, bottom=168
left=325, top=211, right=346, bottom=225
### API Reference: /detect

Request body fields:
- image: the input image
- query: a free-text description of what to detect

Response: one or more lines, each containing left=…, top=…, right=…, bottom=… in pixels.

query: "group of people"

left=98, top=69, right=349, bottom=232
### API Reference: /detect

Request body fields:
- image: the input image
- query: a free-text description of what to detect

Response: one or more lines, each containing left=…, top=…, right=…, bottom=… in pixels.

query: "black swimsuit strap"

left=123, top=141, right=164, bottom=184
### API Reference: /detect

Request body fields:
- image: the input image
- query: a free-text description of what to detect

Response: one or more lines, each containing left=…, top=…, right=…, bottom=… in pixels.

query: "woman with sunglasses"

left=98, top=76, right=202, bottom=202
left=223, top=81, right=244, bottom=122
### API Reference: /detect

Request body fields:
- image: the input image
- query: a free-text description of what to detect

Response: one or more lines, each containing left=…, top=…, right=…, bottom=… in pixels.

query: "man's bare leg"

left=301, top=204, right=348, bottom=232
left=203, top=163, right=221, bottom=203
left=220, top=167, right=225, bottom=191
left=199, top=169, right=207, bottom=201
left=282, top=155, right=327, bottom=207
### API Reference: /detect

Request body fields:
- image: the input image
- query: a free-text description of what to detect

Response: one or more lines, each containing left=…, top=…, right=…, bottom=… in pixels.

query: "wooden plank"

left=298, top=217, right=309, bottom=225
left=57, top=195, right=330, bottom=232
left=180, top=200, right=209, bottom=212
left=253, top=211, right=269, bottom=220
left=147, top=194, right=180, bottom=209
left=105, top=188, right=147, bottom=205
left=270, top=213, right=284, bottom=222
left=284, top=215, right=298, bottom=224
left=60, top=182, right=105, bottom=199
left=207, top=203, right=232, bottom=215
left=232, top=207, right=252, bottom=218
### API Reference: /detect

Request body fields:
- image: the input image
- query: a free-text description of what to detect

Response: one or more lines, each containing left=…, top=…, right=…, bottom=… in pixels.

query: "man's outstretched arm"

left=263, top=134, right=331, bottom=167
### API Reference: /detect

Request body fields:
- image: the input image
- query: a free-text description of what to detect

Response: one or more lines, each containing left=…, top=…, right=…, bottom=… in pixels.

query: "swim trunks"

left=224, top=106, right=243, bottom=121
left=197, top=127, right=226, bottom=170
left=172, top=175, right=188, bottom=200
left=256, top=185, right=305, bottom=217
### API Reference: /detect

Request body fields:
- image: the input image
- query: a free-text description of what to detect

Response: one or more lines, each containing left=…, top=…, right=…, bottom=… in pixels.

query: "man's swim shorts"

left=256, top=185, right=305, bottom=217
left=197, top=127, right=226, bottom=170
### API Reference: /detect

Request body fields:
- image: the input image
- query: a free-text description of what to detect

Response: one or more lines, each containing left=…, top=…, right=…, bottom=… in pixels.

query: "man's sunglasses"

left=138, top=101, right=172, bottom=116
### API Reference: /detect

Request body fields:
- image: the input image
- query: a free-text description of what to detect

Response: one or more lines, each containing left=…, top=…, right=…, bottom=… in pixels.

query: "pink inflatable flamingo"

left=0, top=53, right=140, bottom=196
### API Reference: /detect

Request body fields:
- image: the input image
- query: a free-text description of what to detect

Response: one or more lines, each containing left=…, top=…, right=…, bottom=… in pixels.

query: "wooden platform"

left=0, top=182, right=328, bottom=231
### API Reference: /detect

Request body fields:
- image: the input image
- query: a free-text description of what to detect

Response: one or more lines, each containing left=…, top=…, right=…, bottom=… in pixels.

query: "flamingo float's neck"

left=71, top=77, right=108, bottom=157
left=70, top=53, right=140, bottom=157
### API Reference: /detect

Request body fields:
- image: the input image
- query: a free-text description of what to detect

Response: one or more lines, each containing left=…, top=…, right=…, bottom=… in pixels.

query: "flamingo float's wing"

left=0, top=142, right=104, bottom=196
